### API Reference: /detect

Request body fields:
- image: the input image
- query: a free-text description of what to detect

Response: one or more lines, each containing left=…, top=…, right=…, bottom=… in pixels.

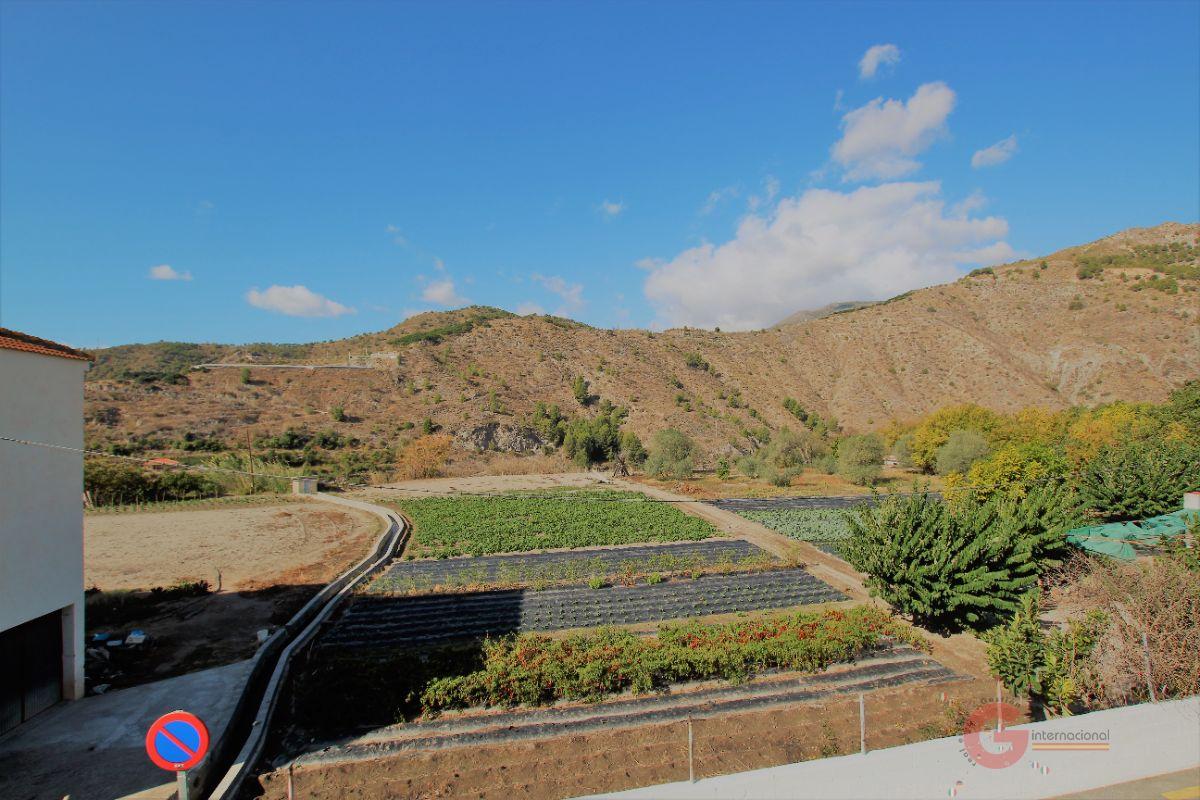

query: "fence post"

left=859, top=693, right=866, bottom=755
left=687, top=717, right=695, bottom=783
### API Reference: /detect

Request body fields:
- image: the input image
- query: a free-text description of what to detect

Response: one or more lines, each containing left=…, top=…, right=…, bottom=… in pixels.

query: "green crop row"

left=420, top=606, right=921, bottom=711
left=738, top=508, right=852, bottom=542
left=387, top=490, right=718, bottom=557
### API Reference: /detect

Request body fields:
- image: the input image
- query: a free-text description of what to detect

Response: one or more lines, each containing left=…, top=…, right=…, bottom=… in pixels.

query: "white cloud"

left=148, top=264, right=192, bottom=281
left=971, top=134, right=1019, bottom=168
left=531, top=273, right=586, bottom=317
left=515, top=301, right=545, bottom=316
left=858, top=44, right=901, bottom=79
left=598, top=199, right=625, bottom=218
left=832, top=81, right=956, bottom=181
left=747, top=176, right=781, bottom=211
left=421, top=278, right=468, bottom=307
left=642, top=181, right=1012, bottom=331
left=245, top=285, right=354, bottom=317
left=384, top=224, right=408, bottom=245
left=700, top=186, right=739, bottom=215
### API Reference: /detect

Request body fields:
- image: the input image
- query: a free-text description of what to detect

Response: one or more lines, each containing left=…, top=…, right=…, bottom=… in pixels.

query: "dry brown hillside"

left=84, top=223, right=1199, bottom=460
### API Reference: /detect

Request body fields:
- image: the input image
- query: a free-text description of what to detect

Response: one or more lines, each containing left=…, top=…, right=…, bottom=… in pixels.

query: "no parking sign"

left=146, top=710, right=209, bottom=799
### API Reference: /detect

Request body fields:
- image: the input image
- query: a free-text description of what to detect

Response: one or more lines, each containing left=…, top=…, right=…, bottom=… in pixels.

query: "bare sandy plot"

left=85, top=497, right=381, bottom=591
left=370, top=470, right=612, bottom=497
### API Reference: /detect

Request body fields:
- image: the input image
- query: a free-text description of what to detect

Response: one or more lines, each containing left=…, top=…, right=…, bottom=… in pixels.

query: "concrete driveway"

left=0, top=658, right=252, bottom=800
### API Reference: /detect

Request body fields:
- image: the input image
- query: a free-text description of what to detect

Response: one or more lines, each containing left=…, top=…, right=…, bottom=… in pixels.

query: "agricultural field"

left=383, top=489, right=718, bottom=557
left=327, top=568, right=847, bottom=647
left=370, top=539, right=772, bottom=594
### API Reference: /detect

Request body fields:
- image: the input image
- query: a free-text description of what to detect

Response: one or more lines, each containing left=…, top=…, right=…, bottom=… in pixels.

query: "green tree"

left=618, top=430, right=647, bottom=466
left=843, top=490, right=1072, bottom=631
left=563, top=402, right=627, bottom=466
left=571, top=375, right=591, bottom=406
left=909, top=404, right=1006, bottom=472
left=644, top=429, right=695, bottom=480
left=837, top=434, right=884, bottom=486
left=935, top=429, right=992, bottom=475
left=1076, top=438, right=1200, bottom=521
left=531, top=402, right=568, bottom=446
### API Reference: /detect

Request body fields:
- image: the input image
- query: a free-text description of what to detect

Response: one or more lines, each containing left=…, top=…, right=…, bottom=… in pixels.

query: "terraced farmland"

left=385, top=490, right=718, bottom=557
left=369, top=539, right=772, bottom=593
left=735, top=508, right=854, bottom=557
left=325, top=568, right=846, bottom=647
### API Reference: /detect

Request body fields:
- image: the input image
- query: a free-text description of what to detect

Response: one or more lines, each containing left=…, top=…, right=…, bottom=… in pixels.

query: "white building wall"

left=0, top=347, right=88, bottom=699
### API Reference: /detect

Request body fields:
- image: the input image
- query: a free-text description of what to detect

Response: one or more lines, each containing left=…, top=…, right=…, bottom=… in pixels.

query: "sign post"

left=145, top=710, right=210, bottom=800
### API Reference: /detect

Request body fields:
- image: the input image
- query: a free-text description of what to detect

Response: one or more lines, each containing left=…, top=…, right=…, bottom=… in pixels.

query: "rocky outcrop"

left=455, top=423, right=545, bottom=453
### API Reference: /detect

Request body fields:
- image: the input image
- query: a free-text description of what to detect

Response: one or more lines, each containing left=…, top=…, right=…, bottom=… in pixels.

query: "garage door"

left=0, top=610, right=63, bottom=734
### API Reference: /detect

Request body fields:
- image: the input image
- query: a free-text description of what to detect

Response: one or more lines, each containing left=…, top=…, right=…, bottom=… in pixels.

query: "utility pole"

left=246, top=430, right=256, bottom=494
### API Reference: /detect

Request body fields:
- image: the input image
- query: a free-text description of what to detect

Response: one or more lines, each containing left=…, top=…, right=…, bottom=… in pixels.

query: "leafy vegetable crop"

left=388, top=490, right=717, bottom=557
left=738, top=508, right=852, bottom=542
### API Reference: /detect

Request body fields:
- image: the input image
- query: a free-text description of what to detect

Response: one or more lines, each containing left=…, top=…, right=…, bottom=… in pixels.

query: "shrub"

left=1055, top=553, right=1200, bottom=705
left=908, top=404, right=1005, bottom=472
left=563, top=402, right=627, bottom=466
left=844, top=491, right=1073, bottom=631
left=618, top=430, right=647, bottom=466
left=891, top=434, right=914, bottom=468
left=644, top=429, right=695, bottom=480
left=715, top=458, right=731, bottom=479
left=331, top=405, right=347, bottom=422
left=1076, top=439, right=1200, bottom=521
left=394, top=435, right=454, bottom=480
left=935, top=429, right=992, bottom=475
left=239, top=367, right=251, bottom=385
left=420, top=607, right=917, bottom=711
left=684, top=352, right=710, bottom=371
left=766, top=427, right=827, bottom=468
left=571, top=375, right=591, bottom=405
left=737, top=455, right=762, bottom=479
left=836, top=433, right=884, bottom=486
left=83, top=459, right=223, bottom=506
left=984, top=592, right=1108, bottom=717
left=531, top=402, right=568, bottom=446
left=421, top=417, right=438, bottom=435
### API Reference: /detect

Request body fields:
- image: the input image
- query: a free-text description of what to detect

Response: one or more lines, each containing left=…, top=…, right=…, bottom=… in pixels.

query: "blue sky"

left=1, top=1, right=1197, bottom=346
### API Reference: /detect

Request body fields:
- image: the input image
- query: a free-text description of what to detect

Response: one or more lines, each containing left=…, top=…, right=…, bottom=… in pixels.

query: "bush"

left=908, top=404, right=1005, bottom=472
left=394, top=435, right=454, bottom=480
left=891, top=434, right=914, bottom=468
left=844, top=491, right=1074, bottom=631
left=84, top=459, right=223, bottom=506
left=1076, top=439, right=1200, bottom=521
left=836, top=433, right=884, bottom=486
left=737, top=455, right=762, bottom=479
left=766, top=427, right=827, bottom=468
left=531, top=402, right=568, bottom=446
left=239, top=367, right=251, bottom=385
left=935, top=429, right=992, bottom=475
left=715, top=458, right=731, bottom=479
left=644, top=429, right=695, bottom=480
left=331, top=405, right=347, bottom=422
left=571, top=375, right=591, bottom=405
left=984, top=592, right=1108, bottom=717
left=618, top=430, right=647, bottom=466
left=563, top=402, right=627, bottom=466
left=420, top=607, right=918, bottom=711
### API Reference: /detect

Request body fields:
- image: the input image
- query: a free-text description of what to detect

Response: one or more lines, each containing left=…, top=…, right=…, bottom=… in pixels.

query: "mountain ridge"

left=83, top=223, right=1200, bottom=457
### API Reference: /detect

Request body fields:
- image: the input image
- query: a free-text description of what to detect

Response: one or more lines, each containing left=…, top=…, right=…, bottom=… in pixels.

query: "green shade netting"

left=1066, top=510, right=1198, bottom=560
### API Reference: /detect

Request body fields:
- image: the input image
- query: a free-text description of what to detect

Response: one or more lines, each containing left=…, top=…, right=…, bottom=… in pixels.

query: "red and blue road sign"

left=145, top=710, right=210, bottom=772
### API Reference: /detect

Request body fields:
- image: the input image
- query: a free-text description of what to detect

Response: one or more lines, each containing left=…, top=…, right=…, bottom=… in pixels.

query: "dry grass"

left=1051, top=553, right=1200, bottom=704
